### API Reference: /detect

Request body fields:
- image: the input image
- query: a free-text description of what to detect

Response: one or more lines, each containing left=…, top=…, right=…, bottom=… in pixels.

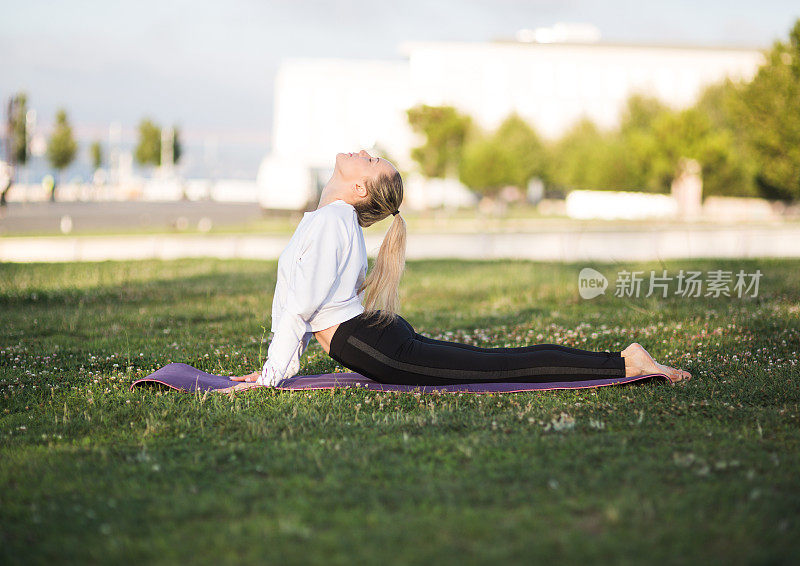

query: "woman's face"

left=335, top=150, right=397, bottom=186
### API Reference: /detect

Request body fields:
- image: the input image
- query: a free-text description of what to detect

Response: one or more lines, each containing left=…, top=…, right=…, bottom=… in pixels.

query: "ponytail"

left=353, top=170, right=406, bottom=327
left=360, top=213, right=406, bottom=325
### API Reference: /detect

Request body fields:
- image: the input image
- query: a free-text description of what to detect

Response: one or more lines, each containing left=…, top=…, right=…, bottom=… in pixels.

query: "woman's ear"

left=354, top=182, right=368, bottom=200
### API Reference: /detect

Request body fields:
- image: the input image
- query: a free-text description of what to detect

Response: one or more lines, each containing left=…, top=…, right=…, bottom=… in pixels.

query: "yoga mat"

left=130, top=362, right=669, bottom=394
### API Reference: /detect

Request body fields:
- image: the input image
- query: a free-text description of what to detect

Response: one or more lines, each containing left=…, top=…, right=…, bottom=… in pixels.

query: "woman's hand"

left=231, top=371, right=261, bottom=382
left=214, top=382, right=262, bottom=394
left=213, top=371, right=262, bottom=394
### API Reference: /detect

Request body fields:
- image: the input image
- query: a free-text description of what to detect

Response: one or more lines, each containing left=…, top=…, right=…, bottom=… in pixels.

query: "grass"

left=1, top=257, right=798, bottom=565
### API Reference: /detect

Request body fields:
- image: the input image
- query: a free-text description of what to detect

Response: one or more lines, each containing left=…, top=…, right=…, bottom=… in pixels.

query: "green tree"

left=46, top=108, right=78, bottom=202
left=647, top=107, right=753, bottom=196
left=135, top=120, right=182, bottom=169
left=406, top=105, right=472, bottom=178
left=551, top=115, right=654, bottom=192
left=549, top=90, right=758, bottom=196
left=494, top=113, right=548, bottom=187
left=1, top=92, right=29, bottom=206
left=548, top=118, right=627, bottom=191
left=694, top=82, right=758, bottom=197
left=458, top=113, right=548, bottom=196
left=171, top=125, right=182, bottom=165
left=616, top=95, right=670, bottom=191
left=619, top=94, right=668, bottom=135
left=728, top=18, right=800, bottom=200
left=548, top=91, right=754, bottom=196
left=458, top=136, right=515, bottom=197
left=648, top=109, right=710, bottom=192
left=135, top=118, right=161, bottom=167
left=90, top=140, right=103, bottom=170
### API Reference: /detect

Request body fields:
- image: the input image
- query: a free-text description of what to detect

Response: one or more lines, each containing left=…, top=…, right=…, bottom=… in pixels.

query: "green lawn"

left=1, top=258, right=798, bottom=565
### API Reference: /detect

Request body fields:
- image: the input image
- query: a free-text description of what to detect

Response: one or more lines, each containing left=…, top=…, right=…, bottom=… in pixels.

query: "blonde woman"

left=225, top=150, right=691, bottom=392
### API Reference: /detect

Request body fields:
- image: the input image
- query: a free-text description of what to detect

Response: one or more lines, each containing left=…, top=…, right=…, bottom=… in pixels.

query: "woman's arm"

left=255, top=213, right=350, bottom=385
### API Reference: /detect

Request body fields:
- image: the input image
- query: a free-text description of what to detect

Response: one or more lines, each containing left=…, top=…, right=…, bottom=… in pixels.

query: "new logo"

left=578, top=268, right=608, bottom=299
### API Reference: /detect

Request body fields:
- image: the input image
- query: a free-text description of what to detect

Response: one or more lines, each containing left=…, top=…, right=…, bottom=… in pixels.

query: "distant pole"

left=109, top=121, right=121, bottom=185
left=24, top=109, right=35, bottom=187
left=4, top=98, right=14, bottom=170
left=204, top=136, right=218, bottom=182
left=2, top=97, right=17, bottom=207
left=161, top=126, right=174, bottom=176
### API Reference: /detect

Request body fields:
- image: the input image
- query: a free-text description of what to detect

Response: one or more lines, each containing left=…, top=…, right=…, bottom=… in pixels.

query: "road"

left=0, top=201, right=265, bottom=235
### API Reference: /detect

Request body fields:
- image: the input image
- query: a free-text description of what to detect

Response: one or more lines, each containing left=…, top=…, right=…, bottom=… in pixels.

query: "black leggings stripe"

left=414, top=332, right=622, bottom=357
left=400, top=317, right=615, bottom=358
left=329, top=312, right=626, bottom=386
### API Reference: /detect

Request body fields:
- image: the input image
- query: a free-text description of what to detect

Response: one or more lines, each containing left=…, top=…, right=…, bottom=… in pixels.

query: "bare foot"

left=621, top=343, right=692, bottom=384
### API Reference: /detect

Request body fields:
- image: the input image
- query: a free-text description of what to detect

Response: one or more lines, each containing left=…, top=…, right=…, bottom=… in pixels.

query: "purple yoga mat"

left=129, top=362, right=669, bottom=394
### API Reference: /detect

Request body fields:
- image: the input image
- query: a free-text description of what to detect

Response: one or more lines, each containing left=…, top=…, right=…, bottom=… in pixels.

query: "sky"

left=1, top=0, right=798, bottom=179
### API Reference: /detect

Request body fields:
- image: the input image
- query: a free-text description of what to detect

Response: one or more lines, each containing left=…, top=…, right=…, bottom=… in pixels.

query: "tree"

left=549, top=92, right=754, bottom=197
left=458, top=136, right=515, bottom=197
left=171, top=125, right=182, bottom=165
left=615, top=95, right=668, bottom=191
left=619, top=94, right=668, bottom=135
left=406, top=105, right=472, bottom=178
left=1, top=92, right=29, bottom=207
left=458, top=113, right=548, bottom=196
left=135, top=120, right=182, bottom=169
left=545, top=85, right=765, bottom=197
left=493, top=113, right=548, bottom=187
left=46, top=108, right=78, bottom=202
left=134, top=118, right=161, bottom=167
left=728, top=18, right=800, bottom=200
left=693, top=82, right=758, bottom=197
left=548, top=118, right=621, bottom=190
left=90, top=140, right=103, bottom=170
left=645, top=107, right=754, bottom=196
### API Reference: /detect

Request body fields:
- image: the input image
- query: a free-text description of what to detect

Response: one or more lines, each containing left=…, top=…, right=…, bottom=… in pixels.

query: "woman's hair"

left=353, top=170, right=406, bottom=327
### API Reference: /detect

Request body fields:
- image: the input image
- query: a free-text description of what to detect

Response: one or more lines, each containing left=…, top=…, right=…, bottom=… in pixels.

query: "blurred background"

left=1, top=0, right=799, bottom=260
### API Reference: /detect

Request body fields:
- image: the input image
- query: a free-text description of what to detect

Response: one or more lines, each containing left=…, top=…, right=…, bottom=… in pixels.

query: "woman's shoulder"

left=306, top=200, right=358, bottom=232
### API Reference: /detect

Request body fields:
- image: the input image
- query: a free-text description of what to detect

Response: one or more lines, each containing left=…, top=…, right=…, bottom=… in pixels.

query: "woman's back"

left=272, top=198, right=367, bottom=334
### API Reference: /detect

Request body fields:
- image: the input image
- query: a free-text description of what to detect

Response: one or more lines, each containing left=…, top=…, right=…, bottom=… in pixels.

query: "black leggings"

left=329, top=311, right=626, bottom=386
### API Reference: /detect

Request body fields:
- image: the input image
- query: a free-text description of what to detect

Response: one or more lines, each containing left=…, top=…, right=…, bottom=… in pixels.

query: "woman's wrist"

left=257, top=360, right=274, bottom=386
left=257, top=360, right=282, bottom=387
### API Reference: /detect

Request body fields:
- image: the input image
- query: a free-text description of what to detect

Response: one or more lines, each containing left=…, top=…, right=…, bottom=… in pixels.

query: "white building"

left=258, top=36, right=764, bottom=210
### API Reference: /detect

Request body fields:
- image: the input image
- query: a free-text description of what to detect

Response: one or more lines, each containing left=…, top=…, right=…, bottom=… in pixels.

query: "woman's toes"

left=664, top=368, right=681, bottom=383
left=671, top=370, right=691, bottom=383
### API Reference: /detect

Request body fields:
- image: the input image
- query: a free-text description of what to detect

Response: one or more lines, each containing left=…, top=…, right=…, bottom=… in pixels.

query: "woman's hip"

left=330, top=311, right=414, bottom=360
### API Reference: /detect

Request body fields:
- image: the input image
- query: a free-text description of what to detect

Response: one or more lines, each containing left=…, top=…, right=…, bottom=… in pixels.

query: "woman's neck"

left=317, top=181, right=349, bottom=209
left=318, top=167, right=361, bottom=209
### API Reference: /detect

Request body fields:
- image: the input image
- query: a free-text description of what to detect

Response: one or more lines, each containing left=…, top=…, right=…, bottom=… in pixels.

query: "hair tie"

left=392, top=210, right=400, bottom=216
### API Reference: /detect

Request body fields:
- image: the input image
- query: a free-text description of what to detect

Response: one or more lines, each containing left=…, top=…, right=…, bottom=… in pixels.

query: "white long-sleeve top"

left=257, top=199, right=367, bottom=386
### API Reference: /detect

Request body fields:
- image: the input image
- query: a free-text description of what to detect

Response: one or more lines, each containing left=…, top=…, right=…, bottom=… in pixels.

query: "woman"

left=224, top=150, right=691, bottom=392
